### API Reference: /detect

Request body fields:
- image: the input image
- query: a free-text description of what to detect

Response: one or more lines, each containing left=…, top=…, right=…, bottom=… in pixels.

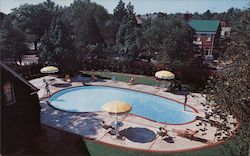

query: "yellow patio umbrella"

left=102, top=100, right=132, bottom=115
left=155, top=70, right=175, bottom=80
left=102, top=101, right=132, bottom=131
left=40, top=66, right=59, bottom=74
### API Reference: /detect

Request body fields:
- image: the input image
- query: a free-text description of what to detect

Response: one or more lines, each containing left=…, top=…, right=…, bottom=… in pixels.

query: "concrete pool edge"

left=47, top=85, right=199, bottom=125
left=39, top=104, right=240, bottom=154
left=38, top=82, right=241, bottom=154
left=81, top=118, right=240, bottom=154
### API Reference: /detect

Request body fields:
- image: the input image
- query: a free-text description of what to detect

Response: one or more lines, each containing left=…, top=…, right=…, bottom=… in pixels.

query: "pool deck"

left=30, top=76, right=238, bottom=153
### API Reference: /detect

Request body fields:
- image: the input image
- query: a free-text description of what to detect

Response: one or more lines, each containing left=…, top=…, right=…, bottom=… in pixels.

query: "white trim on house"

left=196, top=32, right=216, bottom=35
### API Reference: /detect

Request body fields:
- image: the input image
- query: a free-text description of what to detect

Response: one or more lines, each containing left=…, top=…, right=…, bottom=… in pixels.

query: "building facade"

left=188, top=20, right=221, bottom=60
left=1, top=63, right=41, bottom=155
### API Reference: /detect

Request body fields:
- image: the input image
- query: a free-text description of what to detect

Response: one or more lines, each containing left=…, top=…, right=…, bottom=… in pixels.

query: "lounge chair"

left=116, top=134, right=126, bottom=140
left=82, top=81, right=91, bottom=86
left=174, top=128, right=199, bottom=140
left=174, top=129, right=211, bottom=143
left=108, top=129, right=119, bottom=135
left=116, top=131, right=126, bottom=140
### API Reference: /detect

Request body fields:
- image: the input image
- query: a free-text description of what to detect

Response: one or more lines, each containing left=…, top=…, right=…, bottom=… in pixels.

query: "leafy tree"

left=114, top=2, right=145, bottom=72
left=86, top=15, right=105, bottom=44
left=0, top=14, right=27, bottom=64
left=159, top=17, right=195, bottom=69
left=64, top=0, right=108, bottom=44
left=84, top=1, right=111, bottom=38
left=206, top=9, right=250, bottom=156
left=115, top=2, right=138, bottom=58
left=38, top=14, right=76, bottom=73
left=202, top=10, right=213, bottom=20
left=142, top=18, right=168, bottom=55
left=124, top=27, right=144, bottom=60
left=191, top=12, right=202, bottom=20
left=226, top=7, right=244, bottom=25
left=11, top=0, right=55, bottom=51
left=61, top=0, right=109, bottom=70
left=113, top=0, right=127, bottom=23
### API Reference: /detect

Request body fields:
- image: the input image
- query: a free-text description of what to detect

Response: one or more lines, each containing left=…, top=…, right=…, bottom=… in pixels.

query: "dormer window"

left=3, top=82, right=16, bottom=105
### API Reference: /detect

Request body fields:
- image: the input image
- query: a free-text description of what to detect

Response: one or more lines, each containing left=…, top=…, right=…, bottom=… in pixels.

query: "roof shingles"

left=188, top=20, right=220, bottom=32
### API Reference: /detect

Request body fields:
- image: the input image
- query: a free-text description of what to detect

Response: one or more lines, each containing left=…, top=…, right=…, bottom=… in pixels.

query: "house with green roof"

left=188, top=20, right=221, bottom=60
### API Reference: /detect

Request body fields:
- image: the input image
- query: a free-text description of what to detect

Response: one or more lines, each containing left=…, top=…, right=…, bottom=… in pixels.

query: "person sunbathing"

left=91, top=73, right=98, bottom=81
left=128, top=77, right=135, bottom=85
left=174, top=128, right=199, bottom=140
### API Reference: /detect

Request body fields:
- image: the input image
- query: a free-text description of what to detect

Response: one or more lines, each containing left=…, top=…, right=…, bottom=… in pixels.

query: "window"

left=196, top=34, right=201, bottom=41
left=3, top=82, right=16, bottom=105
left=206, top=34, right=212, bottom=41
left=225, top=32, right=230, bottom=37
left=204, top=48, right=210, bottom=56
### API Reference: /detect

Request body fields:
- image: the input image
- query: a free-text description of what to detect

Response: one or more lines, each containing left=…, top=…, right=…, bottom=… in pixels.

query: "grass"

left=83, top=137, right=231, bottom=156
left=81, top=71, right=200, bottom=92
left=92, top=71, right=168, bottom=86
left=81, top=71, right=199, bottom=91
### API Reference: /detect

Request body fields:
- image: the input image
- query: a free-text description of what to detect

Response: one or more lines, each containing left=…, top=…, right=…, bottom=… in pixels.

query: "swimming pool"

left=50, top=86, right=197, bottom=124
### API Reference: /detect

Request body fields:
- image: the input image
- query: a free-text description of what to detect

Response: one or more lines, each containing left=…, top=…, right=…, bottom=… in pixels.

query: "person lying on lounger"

left=128, top=77, right=135, bottom=85
left=174, top=128, right=199, bottom=140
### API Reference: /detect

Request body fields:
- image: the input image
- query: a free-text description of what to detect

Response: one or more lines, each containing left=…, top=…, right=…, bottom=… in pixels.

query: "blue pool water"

left=50, top=86, right=196, bottom=124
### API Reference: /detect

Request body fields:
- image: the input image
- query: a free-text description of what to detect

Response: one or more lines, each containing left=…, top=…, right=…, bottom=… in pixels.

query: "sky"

left=0, top=0, right=249, bottom=14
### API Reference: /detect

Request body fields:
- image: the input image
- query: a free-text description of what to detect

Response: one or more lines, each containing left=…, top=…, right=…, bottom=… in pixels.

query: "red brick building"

left=188, top=20, right=221, bottom=60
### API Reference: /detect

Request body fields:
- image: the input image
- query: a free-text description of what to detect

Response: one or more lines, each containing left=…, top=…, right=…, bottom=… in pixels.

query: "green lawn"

left=93, top=71, right=168, bottom=86
left=81, top=71, right=198, bottom=91
left=83, top=137, right=236, bottom=156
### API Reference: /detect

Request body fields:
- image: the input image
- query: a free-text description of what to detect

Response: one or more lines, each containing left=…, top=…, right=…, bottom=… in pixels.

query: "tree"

left=114, top=2, right=145, bottom=72
left=64, top=0, right=108, bottom=45
left=202, top=10, right=213, bottom=20
left=113, top=0, right=127, bottom=23
left=11, top=0, right=56, bottom=51
left=191, top=12, right=202, bottom=20
left=86, top=15, right=105, bottom=44
left=38, top=15, right=76, bottom=73
left=206, top=9, right=250, bottom=156
left=64, top=0, right=107, bottom=46
left=115, top=2, right=138, bottom=57
left=159, top=17, right=195, bottom=69
left=0, top=14, right=27, bottom=64
left=61, top=0, right=109, bottom=70
left=142, top=17, right=168, bottom=55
